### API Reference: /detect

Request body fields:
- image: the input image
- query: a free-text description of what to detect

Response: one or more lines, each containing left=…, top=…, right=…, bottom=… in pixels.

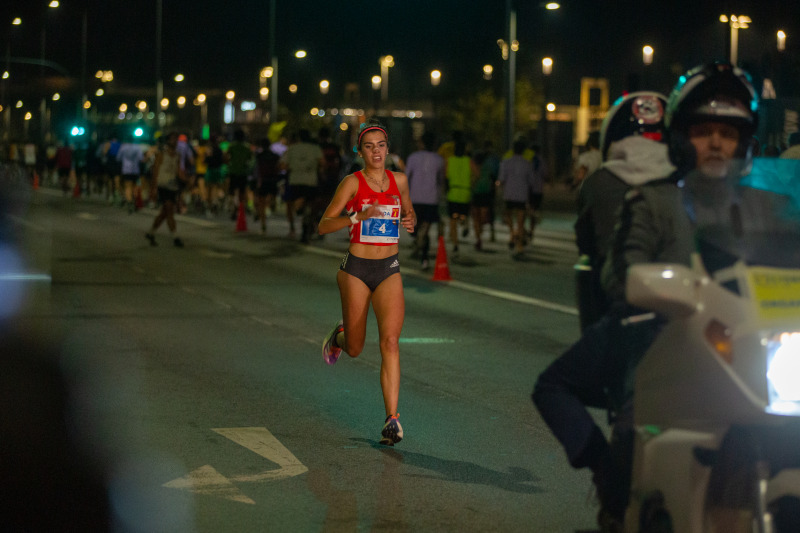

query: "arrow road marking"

left=212, top=427, right=309, bottom=482
left=163, top=464, right=256, bottom=504
left=162, top=427, right=308, bottom=504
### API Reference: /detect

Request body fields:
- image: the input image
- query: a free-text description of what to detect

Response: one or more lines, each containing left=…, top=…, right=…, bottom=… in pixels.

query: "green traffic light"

left=134, top=127, right=144, bottom=137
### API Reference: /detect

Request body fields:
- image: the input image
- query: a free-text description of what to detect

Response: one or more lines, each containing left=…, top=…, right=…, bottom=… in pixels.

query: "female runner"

left=319, top=120, right=416, bottom=446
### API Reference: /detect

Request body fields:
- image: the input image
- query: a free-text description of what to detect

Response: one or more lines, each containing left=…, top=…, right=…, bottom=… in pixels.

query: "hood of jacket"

left=602, top=136, right=675, bottom=187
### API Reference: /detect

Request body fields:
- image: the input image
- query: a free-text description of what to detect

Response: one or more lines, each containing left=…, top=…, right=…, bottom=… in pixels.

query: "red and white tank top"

left=346, top=170, right=402, bottom=246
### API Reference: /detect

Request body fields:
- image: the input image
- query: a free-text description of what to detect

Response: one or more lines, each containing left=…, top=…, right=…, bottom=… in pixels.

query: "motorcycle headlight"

left=766, top=332, right=800, bottom=415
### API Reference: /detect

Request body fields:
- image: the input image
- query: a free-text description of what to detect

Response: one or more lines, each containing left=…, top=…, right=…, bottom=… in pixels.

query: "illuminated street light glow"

left=542, top=57, right=553, bottom=75
left=721, top=14, right=751, bottom=65
left=546, top=102, right=556, bottom=112
left=295, top=50, right=307, bottom=59
left=83, top=100, right=91, bottom=109
left=259, top=87, right=269, bottom=100
left=225, top=90, right=235, bottom=100
left=778, top=30, right=786, bottom=51
left=174, top=73, right=184, bottom=82
left=643, top=45, right=654, bottom=65
left=12, top=18, right=21, bottom=25
left=379, top=55, right=395, bottom=101
left=483, top=64, right=493, bottom=80
left=288, top=84, right=298, bottom=94
left=15, top=100, right=22, bottom=108
left=49, top=1, right=59, bottom=8
left=260, top=67, right=273, bottom=78
left=196, top=93, right=206, bottom=104
left=371, top=75, right=381, bottom=90
left=95, top=88, right=104, bottom=96
left=2, top=71, right=9, bottom=79
left=430, top=70, right=441, bottom=87
left=160, top=98, right=169, bottom=109
left=24, top=112, right=32, bottom=120
left=545, top=2, right=560, bottom=9
left=136, top=100, right=147, bottom=111
left=52, top=93, right=60, bottom=101
left=119, top=103, right=128, bottom=113
left=320, top=80, right=329, bottom=94
left=177, top=96, right=186, bottom=108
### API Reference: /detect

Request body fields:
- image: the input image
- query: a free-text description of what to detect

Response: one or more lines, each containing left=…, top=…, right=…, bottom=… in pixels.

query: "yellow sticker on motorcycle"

left=747, top=267, right=800, bottom=321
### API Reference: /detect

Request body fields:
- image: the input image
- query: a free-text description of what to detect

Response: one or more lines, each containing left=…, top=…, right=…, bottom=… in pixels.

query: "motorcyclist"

left=574, top=91, right=673, bottom=331
left=532, top=62, right=760, bottom=531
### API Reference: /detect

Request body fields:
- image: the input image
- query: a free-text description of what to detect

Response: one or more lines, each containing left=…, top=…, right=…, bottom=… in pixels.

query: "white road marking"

left=199, top=249, right=233, bottom=259
left=162, top=427, right=308, bottom=505
left=305, top=246, right=579, bottom=316
left=400, top=338, right=456, bottom=344
left=163, top=464, right=255, bottom=504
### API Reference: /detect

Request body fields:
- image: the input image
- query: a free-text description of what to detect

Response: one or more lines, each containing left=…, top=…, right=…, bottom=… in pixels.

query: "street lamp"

left=642, top=45, right=654, bottom=66
left=720, top=14, right=751, bottom=66
left=503, top=0, right=559, bottom=151
left=195, top=93, right=207, bottom=127
left=542, top=57, right=553, bottom=76
left=483, top=64, right=493, bottom=80
left=430, top=70, right=441, bottom=87
left=379, top=55, right=394, bottom=102
left=778, top=30, right=786, bottom=52
left=224, top=90, right=235, bottom=124
left=319, top=79, right=329, bottom=95
left=542, top=57, right=553, bottom=163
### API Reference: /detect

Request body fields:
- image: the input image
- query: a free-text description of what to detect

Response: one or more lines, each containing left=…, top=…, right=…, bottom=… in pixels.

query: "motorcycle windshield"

left=682, top=157, right=800, bottom=273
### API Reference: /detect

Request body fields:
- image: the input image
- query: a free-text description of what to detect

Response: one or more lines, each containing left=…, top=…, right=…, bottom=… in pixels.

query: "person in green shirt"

left=445, top=141, right=477, bottom=253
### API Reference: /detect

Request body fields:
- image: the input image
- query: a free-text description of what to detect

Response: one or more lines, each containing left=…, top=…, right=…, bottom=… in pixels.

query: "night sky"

left=4, top=1, right=800, bottom=106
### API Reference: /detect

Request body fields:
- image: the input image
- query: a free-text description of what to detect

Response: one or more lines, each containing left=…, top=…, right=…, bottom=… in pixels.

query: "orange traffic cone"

left=431, top=236, right=452, bottom=281
left=235, top=202, right=248, bottom=232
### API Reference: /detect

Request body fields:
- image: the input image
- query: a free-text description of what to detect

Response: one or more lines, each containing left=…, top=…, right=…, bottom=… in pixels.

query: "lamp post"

left=39, top=1, right=59, bottom=143
left=720, top=14, right=751, bottom=66
left=541, top=57, right=553, bottom=161
left=3, top=17, right=22, bottom=140
left=156, top=0, right=163, bottom=128
left=642, top=45, right=654, bottom=66
left=371, top=75, right=381, bottom=112
left=502, top=1, right=559, bottom=151
left=642, top=45, right=653, bottom=87
left=379, top=55, right=394, bottom=103
left=195, top=93, right=207, bottom=132
left=431, top=70, right=442, bottom=130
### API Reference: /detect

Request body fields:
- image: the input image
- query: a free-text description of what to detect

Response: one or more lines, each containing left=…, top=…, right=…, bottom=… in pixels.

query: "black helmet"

left=665, top=62, right=758, bottom=172
left=600, top=91, right=667, bottom=160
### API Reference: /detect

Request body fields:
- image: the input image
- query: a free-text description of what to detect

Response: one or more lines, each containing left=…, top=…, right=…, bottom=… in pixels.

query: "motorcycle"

left=621, top=157, right=800, bottom=532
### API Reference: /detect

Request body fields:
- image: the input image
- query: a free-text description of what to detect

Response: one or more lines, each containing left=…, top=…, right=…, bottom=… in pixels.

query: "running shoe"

left=379, top=414, right=403, bottom=446
left=322, top=320, right=343, bottom=365
left=145, top=233, right=157, bottom=246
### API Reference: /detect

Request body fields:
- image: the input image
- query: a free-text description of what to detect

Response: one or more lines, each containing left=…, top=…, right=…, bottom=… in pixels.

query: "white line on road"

left=304, top=246, right=578, bottom=316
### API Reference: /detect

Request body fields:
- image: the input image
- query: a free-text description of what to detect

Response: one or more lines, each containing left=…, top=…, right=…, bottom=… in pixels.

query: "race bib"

left=359, top=204, right=400, bottom=243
